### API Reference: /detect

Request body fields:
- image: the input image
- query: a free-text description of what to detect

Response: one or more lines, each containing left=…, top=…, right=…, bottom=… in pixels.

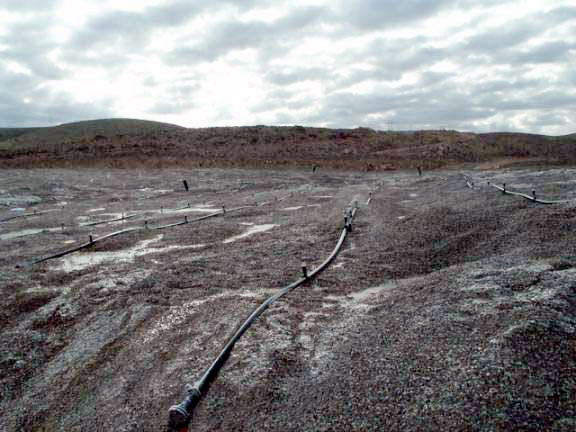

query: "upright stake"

left=184, top=216, right=188, bottom=223
left=183, top=180, right=189, bottom=192
left=61, top=223, right=64, bottom=232
left=502, top=183, right=506, bottom=194
left=222, top=205, right=226, bottom=214
left=532, top=190, right=536, bottom=201
left=302, top=263, right=308, bottom=278
left=89, top=235, right=93, bottom=243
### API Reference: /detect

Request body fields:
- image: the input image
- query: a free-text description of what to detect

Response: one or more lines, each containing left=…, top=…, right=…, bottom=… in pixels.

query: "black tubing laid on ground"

left=488, top=183, right=567, bottom=205
left=82, top=213, right=139, bottom=227
left=462, top=173, right=570, bottom=204
left=32, top=226, right=142, bottom=264
left=0, top=208, right=59, bottom=224
left=30, top=200, right=286, bottom=265
left=167, top=204, right=359, bottom=432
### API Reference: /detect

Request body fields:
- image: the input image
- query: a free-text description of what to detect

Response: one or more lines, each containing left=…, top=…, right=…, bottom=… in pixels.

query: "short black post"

left=302, top=263, right=308, bottom=278
left=188, top=202, right=191, bottom=208
left=61, top=223, right=64, bottom=232
left=532, top=190, right=536, bottom=201
left=222, top=205, right=226, bottom=214
left=145, top=220, right=148, bottom=229
left=161, top=206, right=164, bottom=214
left=502, top=183, right=506, bottom=194
left=184, top=216, right=188, bottom=223
left=417, top=166, right=422, bottom=176
left=89, top=235, right=93, bottom=244
left=183, top=180, right=189, bottom=192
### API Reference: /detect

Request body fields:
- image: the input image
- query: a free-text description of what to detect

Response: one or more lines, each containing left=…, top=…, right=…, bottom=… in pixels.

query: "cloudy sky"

left=0, top=0, right=574, bottom=134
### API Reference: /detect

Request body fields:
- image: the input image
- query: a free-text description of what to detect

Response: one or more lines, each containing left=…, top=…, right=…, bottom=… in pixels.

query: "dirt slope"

left=0, top=119, right=574, bottom=170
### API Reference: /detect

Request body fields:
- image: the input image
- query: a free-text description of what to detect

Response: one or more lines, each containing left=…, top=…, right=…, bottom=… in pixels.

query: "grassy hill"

left=0, top=127, right=44, bottom=142
left=0, top=118, right=574, bottom=170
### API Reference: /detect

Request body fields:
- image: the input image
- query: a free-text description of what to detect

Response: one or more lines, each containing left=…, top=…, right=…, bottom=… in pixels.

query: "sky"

left=0, top=0, right=575, bottom=134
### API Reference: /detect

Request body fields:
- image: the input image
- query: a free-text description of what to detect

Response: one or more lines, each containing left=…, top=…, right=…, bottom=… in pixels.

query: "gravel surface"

left=0, top=166, right=575, bottom=431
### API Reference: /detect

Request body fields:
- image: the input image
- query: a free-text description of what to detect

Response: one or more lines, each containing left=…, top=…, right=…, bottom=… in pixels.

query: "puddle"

left=162, top=205, right=220, bottom=214
left=282, top=205, right=321, bottom=211
left=324, top=281, right=396, bottom=306
left=54, top=235, right=205, bottom=272
left=223, top=224, right=278, bottom=244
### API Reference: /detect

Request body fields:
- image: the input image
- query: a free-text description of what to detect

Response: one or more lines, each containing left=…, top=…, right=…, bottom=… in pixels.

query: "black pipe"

left=167, top=206, right=358, bottom=431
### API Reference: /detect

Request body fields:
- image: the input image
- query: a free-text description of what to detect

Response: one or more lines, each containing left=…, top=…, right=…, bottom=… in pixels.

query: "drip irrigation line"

left=32, top=226, right=141, bottom=264
left=167, top=204, right=359, bottom=432
left=488, top=183, right=567, bottom=204
left=30, top=198, right=289, bottom=265
left=82, top=213, right=138, bottom=227
left=0, top=208, right=60, bottom=224
left=462, top=173, right=571, bottom=204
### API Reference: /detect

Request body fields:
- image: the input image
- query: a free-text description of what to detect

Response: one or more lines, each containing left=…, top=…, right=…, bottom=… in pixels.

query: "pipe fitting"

left=168, top=384, right=202, bottom=432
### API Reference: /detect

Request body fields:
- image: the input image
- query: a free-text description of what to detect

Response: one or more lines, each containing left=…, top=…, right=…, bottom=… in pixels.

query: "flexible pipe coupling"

left=168, top=384, right=202, bottom=431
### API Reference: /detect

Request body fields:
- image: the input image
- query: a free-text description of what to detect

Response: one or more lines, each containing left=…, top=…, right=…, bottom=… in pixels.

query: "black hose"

left=167, top=205, right=358, bottom=431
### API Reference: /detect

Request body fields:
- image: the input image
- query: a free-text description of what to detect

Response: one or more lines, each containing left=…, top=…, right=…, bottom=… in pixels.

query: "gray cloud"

left=0, top=69, right=113, bottom=127
left=64, top=0, right=266, bottom=58
left=164, top=5, right=325, bottom=64
left=265, top=67, right=327, bottom=86
left=333, top=0, right=453, bottom=29
left=0, top=0, right=57, bottom=11
left=0, top=20, right=66, bottom=80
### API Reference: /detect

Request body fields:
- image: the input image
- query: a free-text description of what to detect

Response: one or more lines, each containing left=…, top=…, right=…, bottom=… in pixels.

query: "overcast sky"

left=0, top=0, right=574, bottom=134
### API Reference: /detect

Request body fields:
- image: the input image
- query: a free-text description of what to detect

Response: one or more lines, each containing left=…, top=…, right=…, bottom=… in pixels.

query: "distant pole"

left=502, top=183, right=506, bottom=194
left=532, top=190, right=536, bottom=201
left=301, top=263, right=308, bottom=278
left=183, top=180, right=189, bottom=192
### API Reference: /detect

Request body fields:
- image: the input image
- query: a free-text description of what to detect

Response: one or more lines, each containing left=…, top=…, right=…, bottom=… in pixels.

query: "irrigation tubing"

left=462, top=173, right=570, bottom=205
left=488, top=183, right=567, bottom=204
left=30, top=198, right=289, bottom=265
left=167, top=204, right=359, bottom=432
left=0, top=208, right=59, bottom=224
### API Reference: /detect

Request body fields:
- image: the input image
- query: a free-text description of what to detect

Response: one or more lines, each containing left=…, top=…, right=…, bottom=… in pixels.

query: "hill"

left=0, top=127, right=44, bottom=142
left=0, top=118, right=574, bottom=170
